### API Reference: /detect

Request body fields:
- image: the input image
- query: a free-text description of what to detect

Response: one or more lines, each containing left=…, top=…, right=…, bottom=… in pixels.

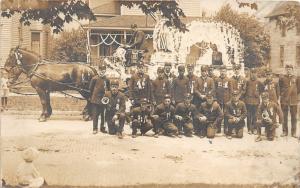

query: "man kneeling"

left=152, top=94, right=178, bottom=138
left=198, top=93, right=223, bottom=138
left=256, top=92, right=283, bottom=142
left=131, top=98, right=154, bottom=138
left=103, top=80, right=126, bottom=139
left=225, top=90, right=247, bottom=139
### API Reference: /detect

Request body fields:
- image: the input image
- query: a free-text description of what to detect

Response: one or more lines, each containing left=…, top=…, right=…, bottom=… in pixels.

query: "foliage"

left=49, top=29, right=87, bottom=62
left=214, top=4, right=270, bottom=68
left=120, top=0, right=187, bottom=32
left=273, top=5, right=300, bottom=32
left=1, top=0, right=96, bottom=33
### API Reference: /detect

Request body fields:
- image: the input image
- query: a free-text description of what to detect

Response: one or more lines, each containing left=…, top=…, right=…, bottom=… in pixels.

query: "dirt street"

left=1, top=114, right=300, bottom=187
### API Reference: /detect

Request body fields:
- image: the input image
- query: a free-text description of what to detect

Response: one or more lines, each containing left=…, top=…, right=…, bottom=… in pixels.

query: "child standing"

left=0, top=72, right=9, bottom=111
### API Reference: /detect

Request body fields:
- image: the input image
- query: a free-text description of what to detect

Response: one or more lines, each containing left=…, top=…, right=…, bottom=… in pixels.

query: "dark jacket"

left=129, top=30, right=147, bottom=50
left=152, top=77, right=171, bottom=104
left=104, top=91, right=126, bottom=115
left=89, top=75, right=109, bottom=105
left=172, top=76, right=189, bottom=103
left=262, top=79, right=280, bottom=103
left=198, top=76, right=215, bottom=96
left=153, top=103, right=175, bottom=123
left=129, top=73, right=152, bottom=102
left=244, top=79, right=263, bottom=105
left=175, top=102, right=200, bottom=122
left=224, top=100, right=247, bottom=121
left=131, top=106, right=152, bottom=124
left=257, top=101, right=283, bottom=124
left=199, top=101, right=223, bottom=126
left=278, top=75, right=300, bottom=105
left=230, top=75, right=246, bottom=97
left=215, top=76, right=232, bottom=104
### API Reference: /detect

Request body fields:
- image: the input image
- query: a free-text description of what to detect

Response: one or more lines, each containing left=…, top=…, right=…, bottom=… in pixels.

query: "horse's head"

left=4, top=47, right=23, bottom=84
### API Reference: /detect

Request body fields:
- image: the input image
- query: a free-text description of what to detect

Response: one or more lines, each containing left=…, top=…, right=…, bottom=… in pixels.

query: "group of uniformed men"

left=88, top=62, right=299, bottom=141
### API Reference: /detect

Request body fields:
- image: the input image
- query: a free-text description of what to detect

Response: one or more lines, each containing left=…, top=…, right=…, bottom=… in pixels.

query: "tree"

left=49, top=29, right=87, bottom=62
left=1, top=0, right=187, bottom=33
left=214, top=4, right=270, bottom=68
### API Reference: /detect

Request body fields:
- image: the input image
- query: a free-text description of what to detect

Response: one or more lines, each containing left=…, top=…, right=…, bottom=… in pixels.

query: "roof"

left=265, top=1, right=300, bottom=18
left=84, top=15, right=201, bottom=30
left=91, top=1, right=121, bottom=15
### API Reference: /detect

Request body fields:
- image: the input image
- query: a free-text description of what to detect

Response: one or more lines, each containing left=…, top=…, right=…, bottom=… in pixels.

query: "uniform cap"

left=178, top=65, right=185, bottom=71
left=219, top=65, right=227, bottom=70
left=206, top=91, right=214, bottom=99
left=201, top=65, right=209, bottom=72
left=131, top=24, right=137, bottom=28
left=111, top=79, right=119, bottom=86
left=186, top=63, right=195, bottom=68
left=184, top=93, right=192, bottom=100
left=164, top=62, right=172, bottom=67
left=265, top=68, right=272, bottom=75
left=137, top=62, right=144, bottom=68
left=250, top=68, right=257, bottom=73
left=232, top=90, right=239, bottom=95
left=164, top=94, right=171, bottom=99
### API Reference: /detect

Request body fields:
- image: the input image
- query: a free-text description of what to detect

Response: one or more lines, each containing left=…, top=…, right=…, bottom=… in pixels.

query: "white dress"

left=0, top=78, right=9, bottom=97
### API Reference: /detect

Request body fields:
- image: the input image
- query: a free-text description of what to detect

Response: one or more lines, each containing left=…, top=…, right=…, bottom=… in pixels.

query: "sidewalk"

left=1, top=114, right=300, bottom=187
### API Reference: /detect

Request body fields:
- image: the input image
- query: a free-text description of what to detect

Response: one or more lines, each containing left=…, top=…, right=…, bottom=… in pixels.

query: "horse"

left=4, top=47, right=98, bottom=122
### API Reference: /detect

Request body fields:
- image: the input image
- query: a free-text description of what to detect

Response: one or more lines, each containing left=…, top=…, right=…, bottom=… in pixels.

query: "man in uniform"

left=198, top=65, right=215, bottom=106
left=152, top=67, right=171, bottom=106
left=186, top=63, right=201, bottom=107
left=244, top=68, right=263, bottom=134
left=230, top=64, right=246, bottom=100
left=197, top=93, right=223, bottom=138
left=128, top=24, right=147, bottom=51
left=262, top=68, right=280, bottom=103
left=208, top=65, right=217, bottom=81
left=279, top=64, right=300, bottom=138
left=163, top=62, right=176, bottom=83
left=128, top=63, right=152, bottom=107
left=89, top=64, right=109, bottom=134
left=225, top=90, right=247, bottom=139
left=152, top=94, right=178, bottom=138
left=171, top=65, right=189, bottom=105
left=130, top=98, right=154, bottom=138
left=215, top=65, right=232, bottom=134
left=174, top=93, right=199, bottom=137
left=255, top=92, right=283, bottom=142
left=103, top=80, right=126, bottom=139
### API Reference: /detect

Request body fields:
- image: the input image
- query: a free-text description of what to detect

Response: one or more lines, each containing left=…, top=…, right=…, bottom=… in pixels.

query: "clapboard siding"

left=0, top=17, right=12, bottom=67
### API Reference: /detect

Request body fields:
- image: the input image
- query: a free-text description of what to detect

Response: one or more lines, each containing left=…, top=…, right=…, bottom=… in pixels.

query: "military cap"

left=232, top=90, right=239, bottom=95
left=285, top=64, right=294, bottom=69
left=184, top=93, right=192, bottom=100
left=201, top=65, right=209, bottom=72
left=164, top=62, right=172, bottom=67
left=164, top=94, right=171, bottom=99
left=131, top=24, right=137, bottom=28
left=233, top=64, right=241, bottom=70
left=157, top=67, right=164, bottom=73
left=111, top=79, right=119, bottom=86
left=137, top=62, right=144, bottom=68
left=140, top=98, right=148, bottom=104
left=261, top=92, right=269, bottom=99
left=186, top=63, right=195, bottom=68
left=265, top=68, right=272, bottom=75
left=250, top=68, right=257, bottom=73
left=206, top=92, right=214, bottom=99
left=98, top=64, right=106, bottom=70
left=178, top=65, right=185, bottom=71
left=219, top=65, right=227, bottom=70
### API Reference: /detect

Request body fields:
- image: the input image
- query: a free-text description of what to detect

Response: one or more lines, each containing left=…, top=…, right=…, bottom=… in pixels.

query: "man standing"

left=262, top=68, right=280, bottom=104
left=215, top=65, right=232, bottom=134
left=279, top=64, right=300, bottom=138
left=129, top=63, right=152, bottom=107
left=128, top=24, right=147, bottom=51
left=225, top=90, right=247, bottom=139
left=256, top=92, right=283, bottom=142
left=230, top=64, right=246, bottom=100
left=244, top=68, right=263, bottom=135
left=174, top=93, right=199, bottom=137
left=198, top=93, right=223, bottom=138
left=163, top=62, right=176, bottom=83
left=171, top=65, right=189, bottom=105
left=103, top=80, right=126, bottom=139
left=186, top=63, right=201, bottom=107
left=130, top=98, right=154, bottom=138
left=152, top=67, right=171, bottom=105
left=89, top=64, right=109, bottom=134
left=198, top=65, right=215, bottom=106
left=152, top=94, right=178, bottom=138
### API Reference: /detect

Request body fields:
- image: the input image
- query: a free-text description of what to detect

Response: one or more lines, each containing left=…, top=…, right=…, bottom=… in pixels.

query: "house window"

left=296, top=45, right=300, bottom=67
left=31, top=32, right=41, bottom=55
left=296, top=23, right=300, bottom=36
left=281, top=25, right=286, bottom=37
left=280, top=45, right=284, bottom=67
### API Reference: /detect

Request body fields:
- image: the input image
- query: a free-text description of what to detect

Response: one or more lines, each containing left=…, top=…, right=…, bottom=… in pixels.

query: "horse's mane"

left=18, top=48, right=40, bottom=59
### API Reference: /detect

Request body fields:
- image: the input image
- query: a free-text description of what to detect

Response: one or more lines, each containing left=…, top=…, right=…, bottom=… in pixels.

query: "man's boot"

left=100, top=126, right=107, bottom=133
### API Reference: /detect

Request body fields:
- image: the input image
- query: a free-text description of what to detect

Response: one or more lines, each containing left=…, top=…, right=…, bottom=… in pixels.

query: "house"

left=265, top=1, right=300, bottom=73
left=0, top=14, right=50, bottom=68
left=85, top=0, right=211, bottom=65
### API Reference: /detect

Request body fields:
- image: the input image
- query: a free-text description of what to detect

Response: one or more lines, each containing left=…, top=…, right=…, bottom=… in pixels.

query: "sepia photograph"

left=0, top=0, right=300, bottom=187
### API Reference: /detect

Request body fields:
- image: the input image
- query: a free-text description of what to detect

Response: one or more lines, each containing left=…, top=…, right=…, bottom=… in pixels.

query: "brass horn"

left=101, top=97, right=109, bottom=104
